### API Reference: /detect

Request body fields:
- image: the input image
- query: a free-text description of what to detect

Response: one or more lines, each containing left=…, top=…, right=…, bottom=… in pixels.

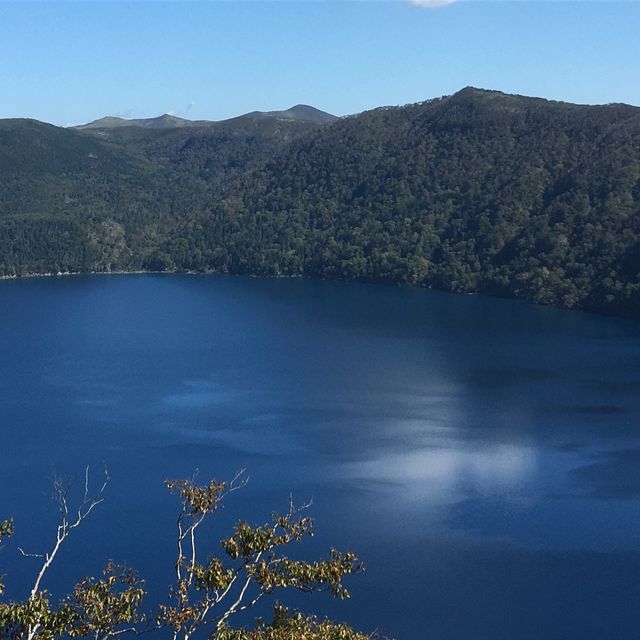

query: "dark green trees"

left=1, top=88, right=639, bottom=318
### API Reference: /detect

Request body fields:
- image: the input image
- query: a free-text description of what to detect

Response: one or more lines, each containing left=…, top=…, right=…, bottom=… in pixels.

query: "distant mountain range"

left=74, top=104, right=337, bottom=130
left=75, top=113, right=208, bottom=129
left=0, top=88, right=638, bottom=318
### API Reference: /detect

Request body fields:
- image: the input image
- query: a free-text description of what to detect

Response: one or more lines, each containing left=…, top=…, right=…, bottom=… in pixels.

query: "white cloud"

left=408, top=0, right=458, bottom=8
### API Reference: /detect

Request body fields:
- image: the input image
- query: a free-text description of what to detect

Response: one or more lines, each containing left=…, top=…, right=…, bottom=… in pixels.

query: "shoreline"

left=0, top=269, right=637, bottom=323
left=0, top=269, right=191, bottom=281
left=0, top=269, right=307, bottom=281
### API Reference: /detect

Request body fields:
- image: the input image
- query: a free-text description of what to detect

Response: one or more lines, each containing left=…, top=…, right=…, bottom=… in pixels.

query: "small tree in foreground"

left=0, top=469, right=378, bottom=640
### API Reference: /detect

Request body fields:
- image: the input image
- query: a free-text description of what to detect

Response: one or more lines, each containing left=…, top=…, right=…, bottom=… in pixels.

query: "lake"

left=1, top=275, right=639, bottom=640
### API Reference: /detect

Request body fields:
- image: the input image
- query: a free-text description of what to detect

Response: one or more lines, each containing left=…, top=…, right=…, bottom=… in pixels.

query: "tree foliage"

left=2, top=88, right=638, bottom=317
left=0, top=471, right=372, bottom=640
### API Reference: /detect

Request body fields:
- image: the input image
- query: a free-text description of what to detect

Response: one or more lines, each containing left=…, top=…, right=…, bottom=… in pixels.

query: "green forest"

left=1, top=88, right=639, bottom=317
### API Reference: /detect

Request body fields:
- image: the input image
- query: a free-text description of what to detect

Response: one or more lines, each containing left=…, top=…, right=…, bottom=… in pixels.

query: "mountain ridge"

left=73, top=104, right=337, bottom=130
left=1, top=87, right=639, bottom=318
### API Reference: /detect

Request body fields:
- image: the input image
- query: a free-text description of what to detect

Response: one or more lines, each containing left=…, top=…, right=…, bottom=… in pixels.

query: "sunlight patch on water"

left=341, top=443, right=537, bottom=504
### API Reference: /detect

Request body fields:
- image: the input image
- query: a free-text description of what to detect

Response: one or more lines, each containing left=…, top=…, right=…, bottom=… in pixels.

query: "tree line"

left=0, top=88, right=638, bottom=317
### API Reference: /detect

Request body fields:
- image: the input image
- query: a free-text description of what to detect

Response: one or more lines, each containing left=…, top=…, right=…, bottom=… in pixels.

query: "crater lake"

left=1, top=275, right=639, bottom=640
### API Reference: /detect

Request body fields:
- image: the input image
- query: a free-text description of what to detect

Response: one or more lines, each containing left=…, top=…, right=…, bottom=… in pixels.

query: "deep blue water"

left=1, top=275, right=639, bottom=640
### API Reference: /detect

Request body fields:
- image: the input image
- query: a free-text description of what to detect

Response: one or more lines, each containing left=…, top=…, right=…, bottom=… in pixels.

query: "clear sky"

left=0, top=1, right=638, bottom=126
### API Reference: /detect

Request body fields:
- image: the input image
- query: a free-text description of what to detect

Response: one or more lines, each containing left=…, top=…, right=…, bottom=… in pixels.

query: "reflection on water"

left=341, top=443, right=537, bottom=504
left=0, top=275, right=639, bottom=640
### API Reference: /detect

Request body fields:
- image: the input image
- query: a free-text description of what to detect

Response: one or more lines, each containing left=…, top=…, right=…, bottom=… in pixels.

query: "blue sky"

left=0, top=1, right=638, bottom=126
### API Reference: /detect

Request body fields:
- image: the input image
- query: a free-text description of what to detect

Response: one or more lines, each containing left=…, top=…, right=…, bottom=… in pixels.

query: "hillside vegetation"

left=1, top=88, right=639, bottom=317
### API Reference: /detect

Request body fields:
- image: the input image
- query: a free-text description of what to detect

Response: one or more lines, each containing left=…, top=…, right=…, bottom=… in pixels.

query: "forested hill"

left=1, top=88, right=639, bottom=318
left=220, top=88, right=640, bottom=317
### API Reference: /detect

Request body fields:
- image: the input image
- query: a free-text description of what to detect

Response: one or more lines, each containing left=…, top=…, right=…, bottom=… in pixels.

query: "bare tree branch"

left=29, top=466, right=108, bottom=599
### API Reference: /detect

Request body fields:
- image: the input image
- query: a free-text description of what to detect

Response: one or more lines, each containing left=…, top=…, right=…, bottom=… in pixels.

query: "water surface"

left=1, top=275, right=639, bottom=639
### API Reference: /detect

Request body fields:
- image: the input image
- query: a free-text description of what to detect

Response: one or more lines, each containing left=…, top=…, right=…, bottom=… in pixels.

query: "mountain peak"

left=74, top=113, right=203, bottom=130
left=234, top=105, right=337, bottom=125
left=284, top=105, right=337, bottom=123
left=449, top=86, right=514, bottom=102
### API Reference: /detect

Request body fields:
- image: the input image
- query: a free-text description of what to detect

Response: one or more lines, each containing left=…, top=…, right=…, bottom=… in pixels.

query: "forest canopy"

left=0, top=88, right=639, bottom=318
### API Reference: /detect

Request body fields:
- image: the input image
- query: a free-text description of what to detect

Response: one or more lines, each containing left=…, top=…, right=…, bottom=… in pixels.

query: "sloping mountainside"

left=0, top=109, right=331, bottom=274
left=0, top=118, right=168, bottom=274
left=1, top=88, right=639, bottom=318
left=233, top=104, right=338, bottom=125
left=71, top=106, right=337, bottom=193
left=79, top=113, right=332, bottom=187
left=75, top=113, right=206, bottom=129
left=203, top=88, right=640, bottom=317
left=75, top=104, right=336, bottom=131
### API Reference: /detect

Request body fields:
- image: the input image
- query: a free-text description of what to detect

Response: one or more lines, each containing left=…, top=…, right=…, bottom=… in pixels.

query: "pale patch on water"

left=163, top=379, right=236, bottom=409
left=154, top=412, right=306, bottom=456
left=341, top=443, right=537, bottom=504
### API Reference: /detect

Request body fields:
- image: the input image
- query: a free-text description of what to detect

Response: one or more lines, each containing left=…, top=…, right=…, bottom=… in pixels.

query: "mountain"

left=75, top=113, right=211, bottom=130
left=0, top=104, right=338, bottom=275
left=0, top=117, right=166, bottom=273
left=0, top=117, right=157, bottom=213
left=232, top=104, right=338, bottom=125
left=213, top=87, right=640, bottom=316
left=1, top=88, right=639, bottom=318
left=74, top=104, right=336, bottom=131
left=69, top=105, right=338, bottom=197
